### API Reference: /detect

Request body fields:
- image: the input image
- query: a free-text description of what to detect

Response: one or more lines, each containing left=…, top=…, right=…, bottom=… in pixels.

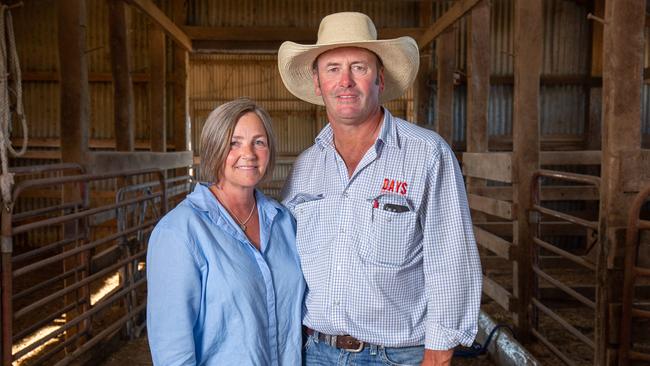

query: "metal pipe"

left=532, top=265, right=595, bottom=309
left=533, top=169, right=601, bottom=187
left=532, top=204, right=598, bottom=230
left=532, top=237, right=596, bottom=271
left=14, top=249, right=146, bottom=319
left=531, top=297, right=595, bottom=349
left=52, top=302, right=146, bottom=366
left=12, top=168, right=165, bottom=205
left=23, top=331, right=82, bottom=365
left=12, top=235, right=84, bottom=264
left=530, top=328, right=577, bottom=366
left=11, top=201, right=83, bottom=223
left=1, top=203, right=13, bottom=366
left=13, top=193, right=161, bottom=235
left=630, top=350, right=650, bottom=362
left=4, top=168, right=167, bottom=365
left=13, top=221, right=154, bottom=278
left=9, top=163, right=84, bottom=176
left=619, top=183, right=650, bottom=365
left=13, top=277, right=145, bottom=361
left=12, top=302, right=77, bottom=344
left=13, top=264, right=84, bottom=301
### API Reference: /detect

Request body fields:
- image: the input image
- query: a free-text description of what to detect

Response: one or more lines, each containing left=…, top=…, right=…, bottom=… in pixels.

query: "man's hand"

left=421, top=349, right=453, bottom=366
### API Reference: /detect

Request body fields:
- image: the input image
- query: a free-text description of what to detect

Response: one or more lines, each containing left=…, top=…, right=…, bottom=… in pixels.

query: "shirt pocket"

left=293, top=198, right=325, bottom=259
left=369, top=209, right=419, bottom=266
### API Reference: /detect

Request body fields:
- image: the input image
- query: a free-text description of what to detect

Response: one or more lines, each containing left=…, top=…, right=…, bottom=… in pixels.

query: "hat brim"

left=278, top=37, right=420, bottom=106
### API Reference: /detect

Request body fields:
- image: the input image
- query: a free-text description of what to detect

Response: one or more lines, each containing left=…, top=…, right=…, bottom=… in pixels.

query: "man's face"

left=312, top=47, right=384, bottom=126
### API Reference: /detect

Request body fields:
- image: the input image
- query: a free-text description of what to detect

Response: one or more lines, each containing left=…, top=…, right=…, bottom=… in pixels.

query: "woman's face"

left=218, top=112, right=270, bottom=191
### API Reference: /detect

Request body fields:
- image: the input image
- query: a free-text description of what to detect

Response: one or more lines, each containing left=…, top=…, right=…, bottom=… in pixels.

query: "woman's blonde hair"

left=199, top=98, right=276, bottom=184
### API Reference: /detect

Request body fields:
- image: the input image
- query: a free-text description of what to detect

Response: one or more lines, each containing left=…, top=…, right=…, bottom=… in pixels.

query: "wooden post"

left=512, top=0, right=542, bottom=341
left=149, top=23, right=166, bottom=152
left=435, top=28, right=455, bottom=145
left=59, top=0, right=89, bottom=160
left=599, top=1, right=644, bottom=364
left=465, top=0, right=490, bottom=227
left=108, top=0, right=135, bottom=151
left=172, top=0, right=189, bottom=153
left=58, top=0, right=90, bottom=354
left=413, top=1, right=433, bottom=125
left=585, top=0, right=604, bottom=151
left=466, top=0, right=490, bottom=155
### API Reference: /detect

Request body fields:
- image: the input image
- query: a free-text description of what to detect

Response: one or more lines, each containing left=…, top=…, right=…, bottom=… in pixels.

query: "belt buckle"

left=345, top=341, right=365, bottom=353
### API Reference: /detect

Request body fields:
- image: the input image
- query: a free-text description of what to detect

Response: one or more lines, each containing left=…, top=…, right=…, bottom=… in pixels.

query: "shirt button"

left=334, top=301, right=340, bottom=306
left=342, top=192, right=349, bottom=198
left=336, top=265, right=342, bottom=271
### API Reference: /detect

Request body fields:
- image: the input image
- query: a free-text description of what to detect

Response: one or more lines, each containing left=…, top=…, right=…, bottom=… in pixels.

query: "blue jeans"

left=304, top=333, right=424, bottom=366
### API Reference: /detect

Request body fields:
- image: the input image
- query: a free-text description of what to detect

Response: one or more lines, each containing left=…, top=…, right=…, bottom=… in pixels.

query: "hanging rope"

left=0, top=4, right=28, bottom=207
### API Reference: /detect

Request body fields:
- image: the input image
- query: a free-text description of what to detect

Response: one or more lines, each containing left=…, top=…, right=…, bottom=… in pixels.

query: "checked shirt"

left=282, top=108, right=482, bottom=350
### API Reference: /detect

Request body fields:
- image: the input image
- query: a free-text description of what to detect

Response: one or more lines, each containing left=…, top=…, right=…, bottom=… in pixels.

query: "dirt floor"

left=99, top=334, right=496, bottom=366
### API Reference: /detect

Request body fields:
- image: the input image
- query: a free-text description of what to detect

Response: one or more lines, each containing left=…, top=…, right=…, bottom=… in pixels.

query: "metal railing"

left=529, top=169, right=601, bottom=366
left=618, top=183, right=650, bottom=365
left=0, top=166, right=191, bottom=366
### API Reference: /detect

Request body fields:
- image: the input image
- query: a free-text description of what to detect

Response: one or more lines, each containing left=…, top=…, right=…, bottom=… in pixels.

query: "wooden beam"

left=22, top=71, right=155, bottom=82
left=149, top=22, right=166, bottom=152
left=602, top=2, right=646, bottom=363
left=476, top=221, right=592, bottom=238
left=184, top=26, right=424, bottom=42
left=619, top=149, right=650, bottom=192
left=466, top=0, right=490, bottom=154
left=58, top=0, right=89, bottom=161
left=108, top=0, right=135, bottom=152
left=56, top=0, right=91, bottom=357
left=471, top=185, right=600, bottom=202
left=435, top=28, right=455, bottom=145
left=482, top=275, right=513, bottom=312
left=11, top=137, right=176, bottom=150
left=473, top=225, right=512, bottom=259
left=125, top=0, right=192, bottom=51
left=172, top=0, right=189, bottom=153
left=468, top=194, right=514, bottom=220
left=540, top=150, right=601, bottom=165
left=462, top=152, right=512, bottom=183
left=413, top=1, right=433, bottom=125
left=86, top=151, right=193, bottom=174
left=417, top=0, right=482, bottom=48
left=512, top=0, right=542, bottom=341
left=465, top=0, right=491, bottom=219
left=585, top=0, right=604, bottom=150
left=590, top=0, right=605, bottom=76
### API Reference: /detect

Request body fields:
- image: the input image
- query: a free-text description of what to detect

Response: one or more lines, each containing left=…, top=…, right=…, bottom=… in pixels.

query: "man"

left=279, top=12, right=482, bottom=366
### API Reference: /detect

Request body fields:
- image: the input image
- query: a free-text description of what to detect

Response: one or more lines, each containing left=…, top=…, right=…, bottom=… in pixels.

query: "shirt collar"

left=314, top=108, right=401, bottom=150
left=187, top=182, right=282, bottom=220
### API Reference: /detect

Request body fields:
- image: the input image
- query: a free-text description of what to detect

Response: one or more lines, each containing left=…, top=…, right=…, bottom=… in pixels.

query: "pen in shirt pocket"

left=371, top=199, right=379, bottom=222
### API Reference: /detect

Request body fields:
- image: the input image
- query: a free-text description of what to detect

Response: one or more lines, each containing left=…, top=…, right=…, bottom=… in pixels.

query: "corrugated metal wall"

left=13, top=0, right=162, bottom=145
left=9, top=0, right=650, bottom=165
left=188, top=0, right=421, bottom=28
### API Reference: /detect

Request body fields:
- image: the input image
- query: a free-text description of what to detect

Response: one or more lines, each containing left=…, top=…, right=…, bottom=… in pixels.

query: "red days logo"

left=381, top=178, right=408, bottom=195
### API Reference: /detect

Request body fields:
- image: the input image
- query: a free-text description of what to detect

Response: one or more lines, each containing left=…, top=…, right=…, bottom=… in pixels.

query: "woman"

left=146, top=98, right=305, bottom=365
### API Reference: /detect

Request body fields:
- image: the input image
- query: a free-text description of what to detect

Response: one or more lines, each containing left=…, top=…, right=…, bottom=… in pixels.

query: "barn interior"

left=0, top=0, right=649, bottom=365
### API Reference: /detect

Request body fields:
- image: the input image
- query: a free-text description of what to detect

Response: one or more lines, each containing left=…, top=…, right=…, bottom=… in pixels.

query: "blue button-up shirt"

left=282, top=109, right=482, bottom=350
left=147, top=183, right=305, bottom=365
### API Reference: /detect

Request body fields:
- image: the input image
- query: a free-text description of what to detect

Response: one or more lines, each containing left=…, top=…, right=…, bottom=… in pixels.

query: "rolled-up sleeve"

left=147, top=227, right=202, bottom=365
left=421, top=144, right=482, bottom=350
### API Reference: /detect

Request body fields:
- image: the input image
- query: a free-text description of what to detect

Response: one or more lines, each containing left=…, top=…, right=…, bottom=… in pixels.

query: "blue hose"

left=453, top=324, right=514, bottom=358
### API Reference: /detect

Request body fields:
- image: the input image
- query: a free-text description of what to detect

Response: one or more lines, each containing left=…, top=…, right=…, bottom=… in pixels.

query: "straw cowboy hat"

left=278, top=12, right=420, bottom=106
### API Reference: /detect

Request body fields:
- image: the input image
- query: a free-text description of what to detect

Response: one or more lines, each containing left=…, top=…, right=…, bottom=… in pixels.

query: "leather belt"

left=304, top=327, right=365, bottom=353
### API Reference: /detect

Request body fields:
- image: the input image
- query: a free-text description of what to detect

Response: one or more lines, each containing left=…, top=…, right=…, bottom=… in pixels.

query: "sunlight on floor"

left=12, top=272, right=122, bottom=365
left=90, top=272, right=120, bottom=306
